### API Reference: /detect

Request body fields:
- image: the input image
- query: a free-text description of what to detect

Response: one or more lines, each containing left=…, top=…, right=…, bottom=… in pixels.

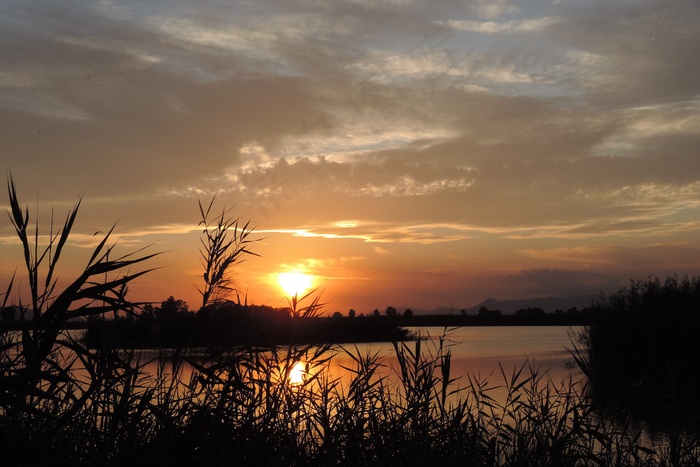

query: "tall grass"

left=5, top=324, right=699, bottom=465
left=0, top=175, right=159, bottom=464
left=197, top=196, right=258, bottom=309
left=3, top=180, right=700, bottom=466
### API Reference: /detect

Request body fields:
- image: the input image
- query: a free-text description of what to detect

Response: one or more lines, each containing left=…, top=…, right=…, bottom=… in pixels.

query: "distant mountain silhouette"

left=470, top=296, right=599, bottom=314
left=403, top=295, right=599, bottom=316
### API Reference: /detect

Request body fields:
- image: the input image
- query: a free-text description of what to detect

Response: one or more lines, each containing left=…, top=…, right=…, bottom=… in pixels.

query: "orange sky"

left=2, top=1, right=700, bottom=314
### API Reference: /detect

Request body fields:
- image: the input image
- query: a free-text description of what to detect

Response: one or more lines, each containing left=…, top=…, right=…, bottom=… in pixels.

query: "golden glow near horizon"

left=277, top=271, right=314, bottom=298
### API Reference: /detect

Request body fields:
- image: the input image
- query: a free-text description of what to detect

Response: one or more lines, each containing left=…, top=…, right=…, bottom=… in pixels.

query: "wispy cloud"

left=441, top=17, right=558, bottom=34
left=261, top=221, right=475, bottom=244
left=522, top=243, right=700, bottom=272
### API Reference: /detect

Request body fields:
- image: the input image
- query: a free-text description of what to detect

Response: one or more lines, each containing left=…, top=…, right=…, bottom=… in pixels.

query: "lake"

left=136, top=325, right=585, bottom=403
left=44, top=325, right=583, bottom=382
left=326, top=325, right=584, bottom=389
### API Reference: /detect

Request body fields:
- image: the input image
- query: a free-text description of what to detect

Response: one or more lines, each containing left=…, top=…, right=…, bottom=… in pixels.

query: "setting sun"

left=277, top=272, right=314, bottom=298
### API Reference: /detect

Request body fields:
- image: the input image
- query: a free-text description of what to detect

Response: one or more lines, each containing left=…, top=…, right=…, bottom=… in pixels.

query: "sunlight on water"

left=51, top=326, right=583, bottom=407
left=289, top=361, right=307, bottom=386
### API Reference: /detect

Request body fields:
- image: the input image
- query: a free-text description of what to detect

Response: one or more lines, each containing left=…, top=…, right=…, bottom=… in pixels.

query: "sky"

left=1, top=0, right=700, bottom=315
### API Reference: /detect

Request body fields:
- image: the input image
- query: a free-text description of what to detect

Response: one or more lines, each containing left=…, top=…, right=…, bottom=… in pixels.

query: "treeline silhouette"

left=77, top=297, right=602, bottom=349
left=385, top=305, right=598, bottom=327
left=81, top=297, right=411, bottom=348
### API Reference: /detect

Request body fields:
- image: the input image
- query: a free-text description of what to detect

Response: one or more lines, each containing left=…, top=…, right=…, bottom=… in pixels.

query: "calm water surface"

left=137, top=325, right=583, bottom=379
left=43, top=326, right=585, bottom=405
left=99, top=325, right=585, bottom=400
left=328, top=326, right=584, bottom=385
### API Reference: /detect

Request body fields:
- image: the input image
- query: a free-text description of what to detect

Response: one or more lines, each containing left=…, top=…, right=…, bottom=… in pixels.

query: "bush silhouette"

left=577, top=276, right=700, bottom=435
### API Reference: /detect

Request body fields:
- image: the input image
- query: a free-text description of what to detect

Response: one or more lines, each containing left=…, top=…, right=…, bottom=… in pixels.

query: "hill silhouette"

left=398, top=294, right=598, bottom=316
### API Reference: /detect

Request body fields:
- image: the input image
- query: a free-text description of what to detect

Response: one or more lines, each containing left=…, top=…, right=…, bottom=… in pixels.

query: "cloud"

left=373, top=246, right=391, bottom=255
left=262, top=220, right=476, bottom=245
left=218, top=154, right=477, bottom=200
left=466, top=0, right=519, bottom=19
left=550, top=0, right=700, bottom=106
left=442, top=17, right=558, bottom=34
left=0, top=71, right=49, bottom=88
left=522, top=243, right=700, bottom=272
left=505, top=268, right=618, bottom=297
left=279, top=255, right=365, bottom=273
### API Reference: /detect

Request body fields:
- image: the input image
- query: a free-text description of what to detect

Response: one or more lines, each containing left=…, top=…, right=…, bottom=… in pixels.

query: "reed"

left=4, top=322, right=700, bottom=465
left=197, top=196, right=258, bottom=309
left=0, top=176, right=159, bottom=464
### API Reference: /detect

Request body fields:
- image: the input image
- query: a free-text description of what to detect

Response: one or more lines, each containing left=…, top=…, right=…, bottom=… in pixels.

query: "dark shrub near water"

left=576, top=276, right=700, bottom=435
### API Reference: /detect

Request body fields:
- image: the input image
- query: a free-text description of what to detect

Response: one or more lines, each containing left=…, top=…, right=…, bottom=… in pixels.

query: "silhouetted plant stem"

left=1, top=175, right=159, bottom=419
left=197, top=196, right=258, bottom=308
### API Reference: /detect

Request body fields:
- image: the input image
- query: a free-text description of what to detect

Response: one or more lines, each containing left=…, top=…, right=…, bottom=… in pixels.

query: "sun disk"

left=277, top=271, right=313, bottom=297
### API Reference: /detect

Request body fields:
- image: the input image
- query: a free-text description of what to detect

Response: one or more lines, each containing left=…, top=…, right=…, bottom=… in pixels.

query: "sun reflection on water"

left=289, top=361, right=307, bottom=386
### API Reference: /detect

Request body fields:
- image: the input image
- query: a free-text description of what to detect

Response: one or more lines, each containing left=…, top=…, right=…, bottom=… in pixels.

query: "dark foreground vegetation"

left=2, top=178, right=700, bottom=466
left=573, top=275, right=700, bottom=441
